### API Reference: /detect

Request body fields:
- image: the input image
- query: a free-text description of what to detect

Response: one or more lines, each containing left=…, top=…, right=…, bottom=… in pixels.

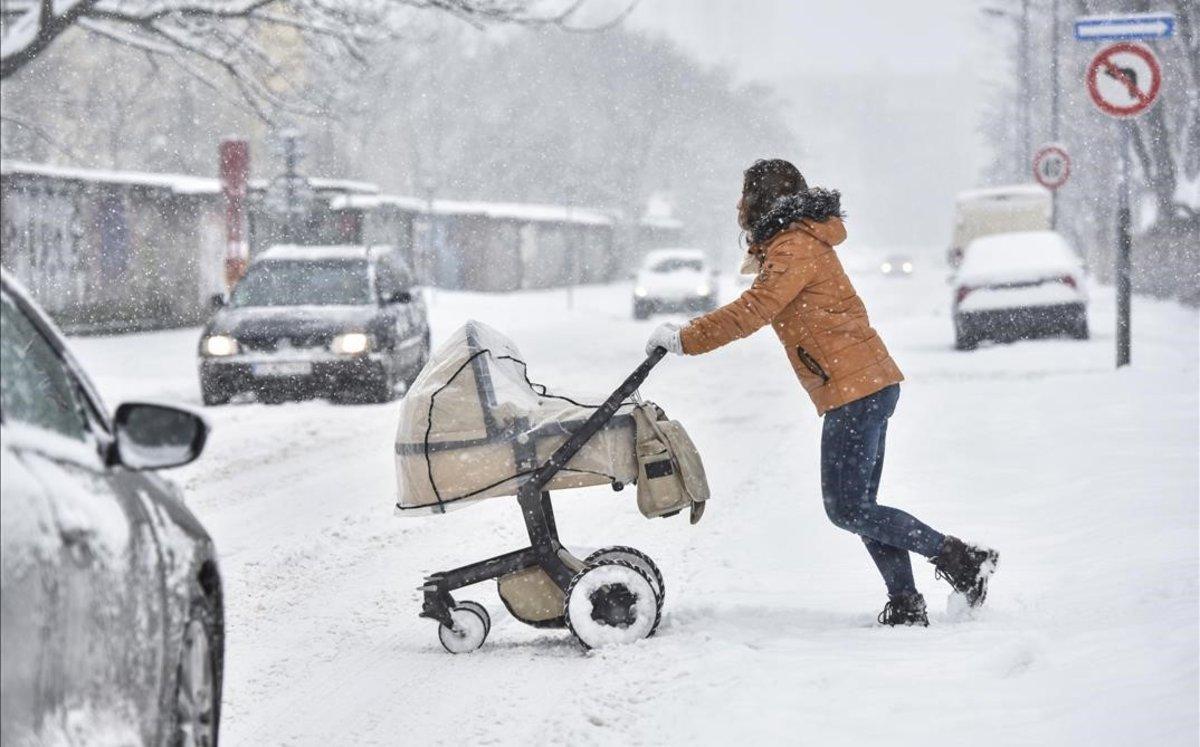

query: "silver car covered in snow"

left=632, top=248, right=718, bottom=319
left=1, top=270, right=222, bottom=745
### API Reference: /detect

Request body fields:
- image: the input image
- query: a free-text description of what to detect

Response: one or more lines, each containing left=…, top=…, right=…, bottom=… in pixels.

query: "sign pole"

left=1116, top=122, right=1132, bottom=367
left=1079, top=29, right=1169, bottom=369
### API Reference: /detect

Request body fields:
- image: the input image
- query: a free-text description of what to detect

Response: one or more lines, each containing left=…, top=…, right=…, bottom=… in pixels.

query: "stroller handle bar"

left=529, top=346, right=668, bottom=491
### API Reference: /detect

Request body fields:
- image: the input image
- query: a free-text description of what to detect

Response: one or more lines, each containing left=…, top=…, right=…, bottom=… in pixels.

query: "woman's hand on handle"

left=646, top=322, right=684, bottom=356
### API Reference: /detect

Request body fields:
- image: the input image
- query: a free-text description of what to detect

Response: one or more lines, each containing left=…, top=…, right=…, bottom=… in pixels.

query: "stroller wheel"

left=584, top=546, right=665, bottom=607
left=565, top=560, right=661, bottom=650
left=438, top=605, right=489, bottom=654
left=455, top=600, right=491, bottom=636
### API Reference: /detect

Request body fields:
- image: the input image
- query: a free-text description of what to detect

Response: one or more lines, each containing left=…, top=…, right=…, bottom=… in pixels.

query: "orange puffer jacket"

left=680, top=195, right=903, bottom=415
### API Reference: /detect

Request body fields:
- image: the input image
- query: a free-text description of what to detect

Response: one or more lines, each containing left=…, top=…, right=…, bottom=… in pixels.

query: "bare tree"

left=0, top=0, right=632, bottom=118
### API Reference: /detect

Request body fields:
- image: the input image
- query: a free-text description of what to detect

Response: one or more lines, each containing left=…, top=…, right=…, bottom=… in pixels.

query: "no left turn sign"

left=1033, top=145, right=1071, bottom=190
left=1087, top=42, right=1162, bottom=118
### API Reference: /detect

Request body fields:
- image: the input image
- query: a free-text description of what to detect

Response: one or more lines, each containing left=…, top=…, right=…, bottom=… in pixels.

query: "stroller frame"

left=418, top=341, right=666, bottom=628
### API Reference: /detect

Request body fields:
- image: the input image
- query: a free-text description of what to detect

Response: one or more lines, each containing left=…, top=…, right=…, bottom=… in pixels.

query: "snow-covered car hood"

left=206, top=304, right=380, bottom=338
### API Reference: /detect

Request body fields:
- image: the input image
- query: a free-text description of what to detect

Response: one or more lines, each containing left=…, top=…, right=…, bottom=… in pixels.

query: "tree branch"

left=0, top=114, right=87, bottom=161
left=4, top=0, right=629, bottom=121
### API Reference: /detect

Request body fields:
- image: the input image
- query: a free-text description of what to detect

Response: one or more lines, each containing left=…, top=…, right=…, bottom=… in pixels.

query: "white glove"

left=645, top=322, right=684, bottom=356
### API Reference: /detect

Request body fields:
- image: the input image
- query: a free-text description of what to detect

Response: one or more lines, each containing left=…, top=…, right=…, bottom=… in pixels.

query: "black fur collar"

left=750, top=188, right=844, bottom=245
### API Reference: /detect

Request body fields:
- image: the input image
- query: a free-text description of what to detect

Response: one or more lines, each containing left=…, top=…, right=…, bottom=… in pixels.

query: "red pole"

left=218, top=140, right=250, bottom=292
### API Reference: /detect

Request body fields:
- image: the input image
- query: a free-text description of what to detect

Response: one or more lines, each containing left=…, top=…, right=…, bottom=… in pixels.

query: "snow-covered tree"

left=0, top=0, right=624, bottom=118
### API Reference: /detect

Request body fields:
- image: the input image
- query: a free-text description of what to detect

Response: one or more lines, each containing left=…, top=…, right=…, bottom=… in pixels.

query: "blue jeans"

left=821, top=384, right=945, bottom=597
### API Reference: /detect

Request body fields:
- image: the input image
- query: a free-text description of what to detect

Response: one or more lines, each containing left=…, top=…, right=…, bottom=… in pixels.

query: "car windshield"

left=651, top=258, right=704, bottom=273
left=232, top=260, right=371, bottom=307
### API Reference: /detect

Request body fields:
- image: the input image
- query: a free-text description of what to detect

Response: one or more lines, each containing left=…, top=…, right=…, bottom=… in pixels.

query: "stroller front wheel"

left=437, top=604, right=490, bottom=654
left=565, top=560, right=661, bottom=650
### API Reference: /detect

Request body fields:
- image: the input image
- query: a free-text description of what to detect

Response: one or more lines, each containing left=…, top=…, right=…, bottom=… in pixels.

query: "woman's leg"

left=821, top=386, right=946, bottom=590
left=858, top=423, right=918, bottom=596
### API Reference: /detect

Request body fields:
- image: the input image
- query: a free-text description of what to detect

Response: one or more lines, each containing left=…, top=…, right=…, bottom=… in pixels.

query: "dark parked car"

left=1, top=270, right=221, bottom=745
left=198, top=245, right=430, bottom=405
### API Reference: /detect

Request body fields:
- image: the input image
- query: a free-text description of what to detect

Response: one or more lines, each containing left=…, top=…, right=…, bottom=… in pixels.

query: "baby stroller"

left=394, top=321, right=709, bottom=651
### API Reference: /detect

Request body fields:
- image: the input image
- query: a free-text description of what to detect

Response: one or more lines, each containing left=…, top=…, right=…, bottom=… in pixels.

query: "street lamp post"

left=1020, top=0, right=1032, bottom=168
left=264, top=129, right=313, bottom=246
left=984, top=3, right=1040, bottom=182
left=1049, top=0, right=1061, bottom=229
left=421, top=175, right=437, bottom=303
left=280, top=130, right=301, bottom=244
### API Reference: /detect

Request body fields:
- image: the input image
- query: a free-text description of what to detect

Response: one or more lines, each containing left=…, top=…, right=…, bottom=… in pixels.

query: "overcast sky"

left=626, top=0, right=987, bottom=77
left=621, top=0, right=1001, bottom=251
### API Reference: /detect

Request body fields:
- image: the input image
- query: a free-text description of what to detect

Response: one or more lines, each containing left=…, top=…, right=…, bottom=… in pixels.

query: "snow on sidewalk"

left=70, top=268, right=1199, bottom=745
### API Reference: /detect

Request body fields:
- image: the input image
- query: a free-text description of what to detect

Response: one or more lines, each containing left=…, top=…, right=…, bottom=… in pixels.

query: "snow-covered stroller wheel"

left=565, top=560, right=661, bottom=649
left=584, top=546, right=665, bottom=607
left=455, top=600, right=491, bottom=636
left=438, top=605, right=489, bottom=654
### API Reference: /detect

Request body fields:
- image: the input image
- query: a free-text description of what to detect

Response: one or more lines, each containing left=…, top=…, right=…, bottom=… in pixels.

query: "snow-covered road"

left=70, top=258, right=1199, bottom=745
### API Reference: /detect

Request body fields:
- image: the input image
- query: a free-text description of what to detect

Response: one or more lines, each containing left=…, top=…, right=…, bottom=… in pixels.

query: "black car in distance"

left=198, top=245, right=430, bottom=405
left=1, top=269, right=222, bottom=745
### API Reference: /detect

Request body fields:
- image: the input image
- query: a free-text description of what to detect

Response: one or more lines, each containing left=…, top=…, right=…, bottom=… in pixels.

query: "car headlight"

left=331, top=332, right=370, bottom=355
left=695, top=283, right=712, bottom=296
left=634, top=286, right=649, bottom=298
left=881, top=262, right=893, bottom=273
left=902, top=262, right=914, bottom=274
left=203, top=334, right=238, bottom=357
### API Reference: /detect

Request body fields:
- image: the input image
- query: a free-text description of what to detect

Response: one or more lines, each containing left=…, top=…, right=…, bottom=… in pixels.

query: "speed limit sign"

left=1033, top=144, right=1071, bottom=190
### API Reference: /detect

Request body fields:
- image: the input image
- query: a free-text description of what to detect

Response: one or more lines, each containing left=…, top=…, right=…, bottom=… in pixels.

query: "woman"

left=645, top=159, right=998, bottom=626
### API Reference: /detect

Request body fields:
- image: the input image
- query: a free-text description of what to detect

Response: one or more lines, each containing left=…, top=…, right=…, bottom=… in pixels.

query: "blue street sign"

left=1075, top=13, right=1175, bottom=42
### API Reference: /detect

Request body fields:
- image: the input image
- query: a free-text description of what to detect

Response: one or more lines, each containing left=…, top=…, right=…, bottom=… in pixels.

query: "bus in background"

left=949, top=184, right=1052, bottom=268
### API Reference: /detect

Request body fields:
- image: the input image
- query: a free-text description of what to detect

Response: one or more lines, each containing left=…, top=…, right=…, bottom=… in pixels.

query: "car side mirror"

left=387, top=290, right=413, bottom=305
left=111, top=402, right=208, bottom=470
left=209, top=293, right=226, bottom=310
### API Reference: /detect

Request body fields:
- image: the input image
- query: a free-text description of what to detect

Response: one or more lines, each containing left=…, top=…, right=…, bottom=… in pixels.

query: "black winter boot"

left=931, top=536, right=999, bottom=608
left=877, top=592, right=929, bottom=627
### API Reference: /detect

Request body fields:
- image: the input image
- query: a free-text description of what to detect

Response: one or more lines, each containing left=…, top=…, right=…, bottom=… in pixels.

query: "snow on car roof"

left=642, top=248, right=707, bottom=265
left=955, top=184, right=1051, bottom=205
left=957, top=231, right=1082, bottom=285
left=256, top=245, right=375, bottom=263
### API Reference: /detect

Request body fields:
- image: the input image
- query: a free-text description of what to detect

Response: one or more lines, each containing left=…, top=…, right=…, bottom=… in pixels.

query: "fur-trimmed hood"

left=750, top=188, right=844, bottom=245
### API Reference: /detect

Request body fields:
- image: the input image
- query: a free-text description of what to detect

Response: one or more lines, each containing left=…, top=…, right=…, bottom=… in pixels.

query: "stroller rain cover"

left=394, top=321, right=639, bottom=514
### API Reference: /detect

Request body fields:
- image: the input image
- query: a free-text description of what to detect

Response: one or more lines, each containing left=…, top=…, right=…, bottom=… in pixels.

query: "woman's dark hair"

left=742, top=159, right=807, bottom=231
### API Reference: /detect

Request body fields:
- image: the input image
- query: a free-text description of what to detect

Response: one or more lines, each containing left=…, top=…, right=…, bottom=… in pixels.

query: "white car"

left=633, top=249, right=718, bottom=319
left=952, top=230, right=1088, bottom=350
